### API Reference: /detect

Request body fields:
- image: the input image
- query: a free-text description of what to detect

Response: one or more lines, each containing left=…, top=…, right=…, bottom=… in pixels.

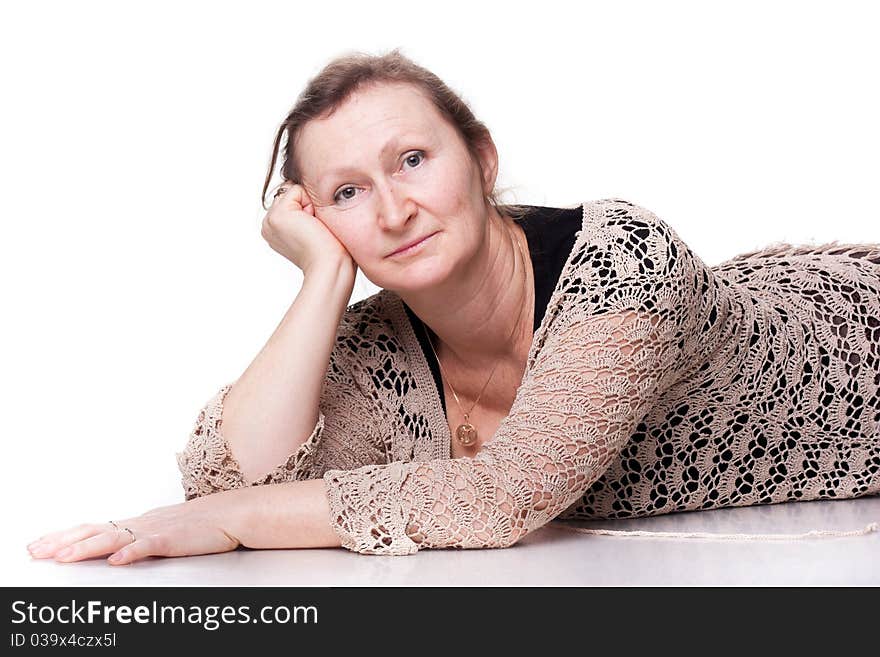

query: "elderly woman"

left=28, top=49, right=880, bottom=564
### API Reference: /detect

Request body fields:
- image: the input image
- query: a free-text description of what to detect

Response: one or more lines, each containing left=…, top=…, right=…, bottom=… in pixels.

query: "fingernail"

left=55, top=547, right=73, bottom=559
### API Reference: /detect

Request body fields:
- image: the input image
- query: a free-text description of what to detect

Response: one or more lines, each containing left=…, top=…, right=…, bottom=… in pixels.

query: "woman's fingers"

left=272, top=182, right=317, bottom=215
left=53, top=531, right=134, bottom=564
left=271, top=182, right=301, bottom=208
left=27, top=499, right=243, bottom=566
left=107, top=536, right=157, bottom=566
left=28, top=523, right=111, bottom=559
left=27, top=522, right=144, bottom=565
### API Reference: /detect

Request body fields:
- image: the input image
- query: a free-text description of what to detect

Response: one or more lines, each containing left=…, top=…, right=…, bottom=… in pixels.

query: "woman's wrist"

left=299, top=259, right=356, bottom=319
left=304, top=256, right=356, bottom=289
left=213, top=479, right=342, bottom=550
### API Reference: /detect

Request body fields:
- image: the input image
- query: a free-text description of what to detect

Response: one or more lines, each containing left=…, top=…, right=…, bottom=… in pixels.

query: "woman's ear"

left=473, top=136, right=500, bottom=197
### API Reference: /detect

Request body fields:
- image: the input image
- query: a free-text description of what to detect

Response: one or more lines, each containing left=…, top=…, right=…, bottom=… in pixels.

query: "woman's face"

left=295, top=82, right=495, bottom=293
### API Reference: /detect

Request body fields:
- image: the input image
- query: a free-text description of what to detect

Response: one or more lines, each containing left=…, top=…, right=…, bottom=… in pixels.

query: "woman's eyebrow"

left=322, top=133, right=422, bottom=178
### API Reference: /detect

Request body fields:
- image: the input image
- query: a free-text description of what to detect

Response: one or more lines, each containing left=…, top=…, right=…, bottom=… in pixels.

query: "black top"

left=402, top=204, right=583, bottom=415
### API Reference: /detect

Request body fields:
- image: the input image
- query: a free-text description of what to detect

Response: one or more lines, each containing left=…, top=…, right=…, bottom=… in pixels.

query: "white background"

left=2, top=1, right=877, bottom=581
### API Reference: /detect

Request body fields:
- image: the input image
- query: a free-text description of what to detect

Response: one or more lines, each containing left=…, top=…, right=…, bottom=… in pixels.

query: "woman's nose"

left=375, top=180, right=416, bottom=229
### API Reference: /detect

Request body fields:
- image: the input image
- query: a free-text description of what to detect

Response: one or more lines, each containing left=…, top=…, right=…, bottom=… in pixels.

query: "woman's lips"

left=387, top=231, right=438, bottom=257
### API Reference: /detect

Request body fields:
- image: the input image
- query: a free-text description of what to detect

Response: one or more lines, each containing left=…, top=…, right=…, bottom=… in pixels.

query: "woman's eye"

left=333, top=151, right=425, bottom=204
left=403, top=150, right=425, bottom=169
left=333, top=186, right=358, bottom=203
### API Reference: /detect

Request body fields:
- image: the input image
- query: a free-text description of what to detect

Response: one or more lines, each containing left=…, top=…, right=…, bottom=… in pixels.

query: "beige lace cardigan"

left=176, top=199, right=880, bottom=554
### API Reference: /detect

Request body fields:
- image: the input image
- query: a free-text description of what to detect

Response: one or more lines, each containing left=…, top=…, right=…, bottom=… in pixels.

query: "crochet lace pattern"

left=176, top=199, right=880, bottom=554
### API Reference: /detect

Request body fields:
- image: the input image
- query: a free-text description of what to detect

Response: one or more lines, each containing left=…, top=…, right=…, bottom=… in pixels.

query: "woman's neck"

left=400, top=210, right=534, bottom=373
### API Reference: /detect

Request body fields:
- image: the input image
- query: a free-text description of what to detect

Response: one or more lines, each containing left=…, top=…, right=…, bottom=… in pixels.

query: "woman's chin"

left=376, top=261, right=451, bottom=295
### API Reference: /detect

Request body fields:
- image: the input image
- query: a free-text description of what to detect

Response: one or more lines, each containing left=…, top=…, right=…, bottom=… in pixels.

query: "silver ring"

left=109, top=520, right=133, bottom=543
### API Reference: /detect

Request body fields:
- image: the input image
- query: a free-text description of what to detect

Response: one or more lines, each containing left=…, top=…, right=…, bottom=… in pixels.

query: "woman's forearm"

left=219, top=478, right=342, bottom=549
left=220, top=260, right=356, bottom=484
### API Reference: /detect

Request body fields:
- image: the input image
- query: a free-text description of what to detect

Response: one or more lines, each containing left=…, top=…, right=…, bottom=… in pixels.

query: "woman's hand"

left=262, top=182, right=356, bottom=277
left=26, top=496, right=242, bottom=566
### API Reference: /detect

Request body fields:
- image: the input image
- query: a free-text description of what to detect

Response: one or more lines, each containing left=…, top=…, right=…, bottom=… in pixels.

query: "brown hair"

left=260, top=47, right=528, bottom=220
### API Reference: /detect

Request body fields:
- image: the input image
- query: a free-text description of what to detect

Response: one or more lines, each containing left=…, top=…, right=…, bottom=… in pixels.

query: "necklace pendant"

left=456, top=421, right=478, bottom=446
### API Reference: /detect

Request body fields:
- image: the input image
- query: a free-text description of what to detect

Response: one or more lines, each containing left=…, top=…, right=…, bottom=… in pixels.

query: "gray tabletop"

left=10, top=496, right=879, bottom=586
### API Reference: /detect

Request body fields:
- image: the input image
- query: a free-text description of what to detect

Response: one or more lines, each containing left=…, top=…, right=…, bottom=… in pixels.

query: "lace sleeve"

left=322, top=199, right=700, bottom=554
left=176, top=338, right=393, bottom=501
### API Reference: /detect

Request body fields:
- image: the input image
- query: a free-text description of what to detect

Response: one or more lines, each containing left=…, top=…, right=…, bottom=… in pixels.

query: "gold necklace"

left=420, top=222, right=530, bottom=448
